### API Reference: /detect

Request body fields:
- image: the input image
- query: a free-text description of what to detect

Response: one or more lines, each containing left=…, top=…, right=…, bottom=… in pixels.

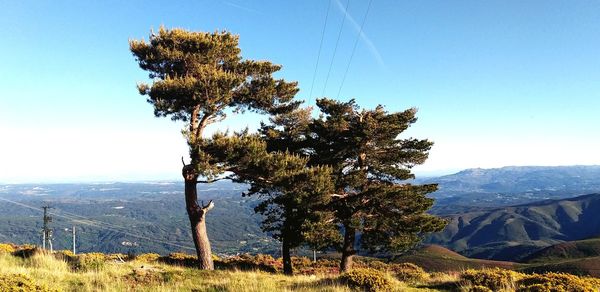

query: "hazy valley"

left=2, top=165, right=600, bottom=263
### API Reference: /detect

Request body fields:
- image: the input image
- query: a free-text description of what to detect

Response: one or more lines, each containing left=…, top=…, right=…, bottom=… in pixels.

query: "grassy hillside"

left=524, top=256, right=600, bottom=278
left=427, top=193, right=600, bottom=261
left=0, top=252, right=350, bottom=292
left=517, top=238, right=600, bottom=277
left=3, top=243, right=600, bottom=291
left=525, top=237, right=600, bottom=263
left=0, top=245, right=441, bottom=291
left=391, top=245, right=522, bottom=272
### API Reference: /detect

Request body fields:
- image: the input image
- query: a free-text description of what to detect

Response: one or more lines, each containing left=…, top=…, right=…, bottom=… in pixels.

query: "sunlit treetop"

left=130, top=27, right=301, bottom=124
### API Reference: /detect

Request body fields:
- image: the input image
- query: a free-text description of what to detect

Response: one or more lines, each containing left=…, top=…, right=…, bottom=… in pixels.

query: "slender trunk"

left=183, top=164, right=214, bottom=270
left=340, top=223, right=356, bottom=273
left=282, top=236, right=293, bottom=275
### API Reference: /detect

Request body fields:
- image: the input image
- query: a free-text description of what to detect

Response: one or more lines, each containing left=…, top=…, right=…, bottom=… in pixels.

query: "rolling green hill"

left=395, top=243, right=600, bottom=277
left=390, top=245, right=522, bottom=272
left=427, top=193, right=600, bottom=261
left=524, top=237, right=600, bottom=263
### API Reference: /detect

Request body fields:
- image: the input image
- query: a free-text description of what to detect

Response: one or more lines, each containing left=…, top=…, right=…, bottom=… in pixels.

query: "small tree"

left=263, top=98, right=447, bottom=272
left=199, top=132, right=336, bottom=275
left=130, top=28, right=299, bottom=269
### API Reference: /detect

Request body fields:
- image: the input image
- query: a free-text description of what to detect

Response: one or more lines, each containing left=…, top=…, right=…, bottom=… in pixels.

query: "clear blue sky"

left=1, top=0, right=599, bottom=183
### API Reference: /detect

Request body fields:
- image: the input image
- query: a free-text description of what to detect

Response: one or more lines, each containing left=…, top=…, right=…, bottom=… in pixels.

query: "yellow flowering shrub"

left=516, top=272, right=596, bottom=292
left=135, top=253, right=160, bottom=263
left=0, top=273, right=50, bottom=291
left=460, top=268, right=523, bottom=291
left=339, top=268, right=394, bottom=292
left=76, top=252, right=106, bottom=271
left=0, top=243, right=16, bottom=254
left=388, top=262, right=430, bottom=283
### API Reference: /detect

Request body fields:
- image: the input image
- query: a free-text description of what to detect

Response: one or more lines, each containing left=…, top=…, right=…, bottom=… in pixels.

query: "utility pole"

left=72, top=225, right=76, bottom=254
left=64, top=226, right=77, bottom=254
left=41, top=205, right=53, bottom=252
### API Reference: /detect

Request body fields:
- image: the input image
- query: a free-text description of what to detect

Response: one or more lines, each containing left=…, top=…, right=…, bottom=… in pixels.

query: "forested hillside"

left=427, top=193, right=600, bottom=261
left=0, top=181, right=278, bottom=256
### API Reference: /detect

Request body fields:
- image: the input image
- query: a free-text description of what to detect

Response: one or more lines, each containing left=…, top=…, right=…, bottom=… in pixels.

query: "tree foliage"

left=199, top=132, right=338, bottom=273
left=130, top=27, right=300, bottom=170
left=262, top=98, right=446, bottom=270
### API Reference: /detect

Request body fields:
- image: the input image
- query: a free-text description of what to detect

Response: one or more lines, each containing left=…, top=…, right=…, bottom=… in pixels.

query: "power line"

left=0, top=197, right=195, bottom=251
left=336, top=0, right=373, bottom=99
left=307, top=0, right=332, bottom=104
left=322, top=0, right=350, bottom=96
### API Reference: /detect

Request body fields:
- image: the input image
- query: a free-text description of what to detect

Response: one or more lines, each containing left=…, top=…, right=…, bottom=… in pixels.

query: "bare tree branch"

left=197, top=177, right=231, bottom=183
left=202, top=200, right=215, bottom=212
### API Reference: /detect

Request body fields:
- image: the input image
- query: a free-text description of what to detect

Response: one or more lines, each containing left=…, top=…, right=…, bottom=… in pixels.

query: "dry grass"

left=0, top=252, right=355, bottom=291
left=2, top=250, right=599, bottom=292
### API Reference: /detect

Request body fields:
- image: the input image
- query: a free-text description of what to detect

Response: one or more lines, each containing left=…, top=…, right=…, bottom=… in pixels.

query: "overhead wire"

left=0, top=197, right=196, bottom=251
left=336, top=0, right=373, bottom=99
left=321, top=0, right=350, bottom=96
left=307, top=0, right=332, bottom=104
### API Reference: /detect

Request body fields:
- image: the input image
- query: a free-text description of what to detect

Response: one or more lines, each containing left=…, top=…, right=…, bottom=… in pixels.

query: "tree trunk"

left=340, top=223, right=356, bottom=273
left=282, top=236, right=293, bottom=275
left=183, top=164, right=214, bottom=270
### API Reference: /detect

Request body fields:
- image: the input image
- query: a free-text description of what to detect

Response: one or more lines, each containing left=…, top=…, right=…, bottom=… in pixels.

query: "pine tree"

left=263, top=98, right=447, bottom=272
left=130, top=28, right=299, bottom=269
left=198, top=132, right=335, bottom=275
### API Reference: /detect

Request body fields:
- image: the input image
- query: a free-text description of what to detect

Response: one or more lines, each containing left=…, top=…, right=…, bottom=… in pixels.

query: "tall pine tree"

left=130, top=28, right=299, bottom=269
left=263, top=98, right=447, bottom=272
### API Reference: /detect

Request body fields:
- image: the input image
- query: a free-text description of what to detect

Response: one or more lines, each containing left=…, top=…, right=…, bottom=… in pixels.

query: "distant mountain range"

left=1, top=165, right=600, bottom=263
left=423, top=165, right=600, bottom=209
left=427, top=193, right=600, bottom=261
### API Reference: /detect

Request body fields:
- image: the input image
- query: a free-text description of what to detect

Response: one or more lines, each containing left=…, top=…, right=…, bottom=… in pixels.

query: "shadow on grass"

left=287, top=277, right=344, bottom=291
left=414, top=280, right=461, bottom=291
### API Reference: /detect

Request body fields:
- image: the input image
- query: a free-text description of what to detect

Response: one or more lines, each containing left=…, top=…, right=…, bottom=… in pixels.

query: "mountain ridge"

left=427, top=192, right=600, bottom=261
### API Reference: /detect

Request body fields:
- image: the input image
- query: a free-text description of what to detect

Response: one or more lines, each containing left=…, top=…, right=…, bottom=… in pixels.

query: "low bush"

left=75, top=252, right=106, bottom=271
left=367, top=260, right=389, bottom=271
left=460, top=268, right=523, bottom=291
left=0, top=243, right=16, bottom=254
left=12, top=245, right=39, bottom=258
left=54, top=250, right=76, bottom=263
left=516, top=272, right=596, bottom=292
left=338, top=268, right=394, bottom=292
left=215, top=254, right=280, bottom=273
left=0, top=273, right=50, bottom=291
left=292, top=258, right=340, bottom=275
left=388, top=262, right=429, bottom=283
left=159, top=252, right=197, bottom=267
left=291, top=256, right=312, bottom=269
left=135, top=253, right=160, bottom=263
